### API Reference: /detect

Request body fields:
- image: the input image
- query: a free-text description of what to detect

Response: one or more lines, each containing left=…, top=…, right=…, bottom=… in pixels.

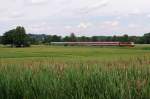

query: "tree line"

left=0, top=26, right=150, bottom=47
left=26, top=33, right=150, bottom=45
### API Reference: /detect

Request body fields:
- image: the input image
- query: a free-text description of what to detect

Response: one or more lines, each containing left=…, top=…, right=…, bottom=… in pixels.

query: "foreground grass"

left=0, top=45, right=150, bottom=99
left=0, top=56, right=150, bottom=99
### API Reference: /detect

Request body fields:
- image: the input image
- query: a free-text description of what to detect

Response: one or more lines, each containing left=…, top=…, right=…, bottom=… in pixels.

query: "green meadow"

left=0, top=45, right=150, bottom=99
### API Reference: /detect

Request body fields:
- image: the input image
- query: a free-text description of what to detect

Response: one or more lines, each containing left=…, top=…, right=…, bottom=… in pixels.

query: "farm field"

left=0, top=45, right=150, bottom=99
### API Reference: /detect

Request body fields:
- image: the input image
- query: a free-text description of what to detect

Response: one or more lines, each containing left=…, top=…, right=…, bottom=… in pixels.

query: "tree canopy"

left=2, top=26, right=30, bottom=47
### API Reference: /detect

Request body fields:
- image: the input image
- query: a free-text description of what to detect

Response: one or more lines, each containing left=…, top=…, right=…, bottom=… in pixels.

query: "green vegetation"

left=1, top=26, right=30, bottom=47
left=27, top=32, right=150, bottom=44
left=1, top=26, right=150, bottom=46
left=0, top=45, right=150, bottom=99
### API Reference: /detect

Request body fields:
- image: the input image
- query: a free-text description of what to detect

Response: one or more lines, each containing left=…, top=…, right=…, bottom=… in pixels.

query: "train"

left=51, top=42, right=135, bottom=47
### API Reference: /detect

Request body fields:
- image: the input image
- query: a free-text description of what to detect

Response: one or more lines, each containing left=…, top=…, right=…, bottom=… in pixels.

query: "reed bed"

left=0, top=55, right=150, bottom=99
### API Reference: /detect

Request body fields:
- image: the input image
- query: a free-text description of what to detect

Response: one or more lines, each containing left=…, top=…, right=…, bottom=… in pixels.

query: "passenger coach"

left=51, top=42, right=135, bottom=47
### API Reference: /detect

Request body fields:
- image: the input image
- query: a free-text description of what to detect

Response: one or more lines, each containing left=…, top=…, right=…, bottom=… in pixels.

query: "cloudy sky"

left=0, top=0, right=150, bottom=36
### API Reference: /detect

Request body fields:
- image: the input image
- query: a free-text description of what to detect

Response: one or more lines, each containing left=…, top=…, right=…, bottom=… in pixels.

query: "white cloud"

left=128, top=24, right=140, bottom=28
left=129, top=9, right=141, bottom=16
left=27, top=25, right=51, bottom=33
left=29, top=0, right=49, bottom=5
left=77, top=22, right=93, bottom=29
left=147, top=14, right=150, bottom=18
left=0, top=0, right=150, bottom=36
left=77, top=0, right=109, bottom=14
left=10, top=11, right=24, bottom=19
left=103, top=21, right=120, bottom=27
left=116, top=16, right=121, bottom=20
left=65, top=26, right=72, bottom=29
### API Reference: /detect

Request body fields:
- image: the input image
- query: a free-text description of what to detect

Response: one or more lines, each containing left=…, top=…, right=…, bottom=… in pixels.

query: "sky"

left=0, top=0, right=150, bottom=36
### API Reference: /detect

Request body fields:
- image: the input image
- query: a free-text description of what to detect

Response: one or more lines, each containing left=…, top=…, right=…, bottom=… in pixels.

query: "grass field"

left=0, top=45, right=150, bottom=99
